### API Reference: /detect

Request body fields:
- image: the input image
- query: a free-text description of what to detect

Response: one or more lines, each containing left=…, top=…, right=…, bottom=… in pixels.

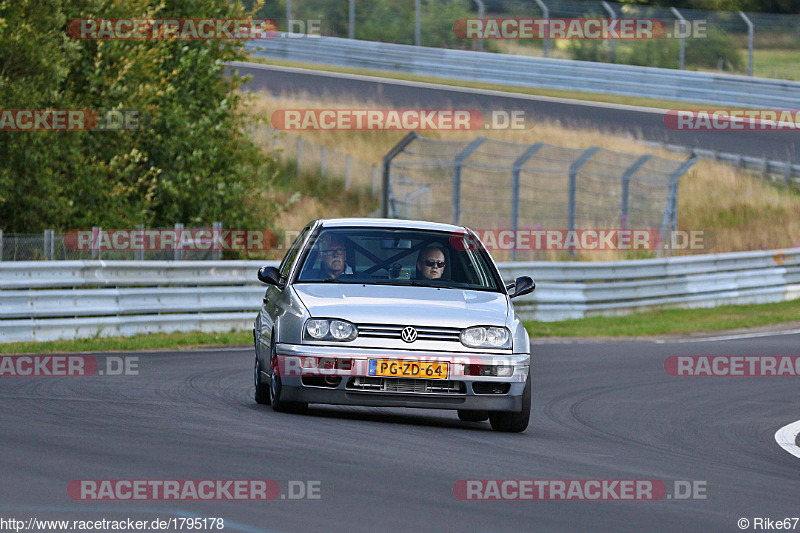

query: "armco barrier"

left=1, top=249, right=799, bottom=343
left=241, top=37, right=800, bottom=109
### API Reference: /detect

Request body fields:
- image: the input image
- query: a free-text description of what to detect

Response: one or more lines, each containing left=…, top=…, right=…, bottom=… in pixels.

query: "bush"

left=685, top=28, right=744, bottom=71
left=567, top=27, right=744, bottom=72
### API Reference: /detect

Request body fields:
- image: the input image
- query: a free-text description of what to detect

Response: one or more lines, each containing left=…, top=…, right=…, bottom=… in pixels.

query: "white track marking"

left=775, top=420, right=800, bottom=459
left=654, top=329, right=800, bottom=344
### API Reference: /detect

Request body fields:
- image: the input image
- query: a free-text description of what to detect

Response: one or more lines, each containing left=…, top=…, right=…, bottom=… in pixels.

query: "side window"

left=279, top=227, right=309, bottom=279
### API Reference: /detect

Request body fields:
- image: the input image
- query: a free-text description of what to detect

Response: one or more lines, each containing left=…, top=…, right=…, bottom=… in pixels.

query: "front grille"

left=357, top=323, right=461, bottom=342
left=346, top=377, right=466, bottom=394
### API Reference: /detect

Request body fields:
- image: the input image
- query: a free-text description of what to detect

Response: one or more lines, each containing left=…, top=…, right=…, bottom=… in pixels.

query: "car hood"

left=293, top=284, right=508, bottom=327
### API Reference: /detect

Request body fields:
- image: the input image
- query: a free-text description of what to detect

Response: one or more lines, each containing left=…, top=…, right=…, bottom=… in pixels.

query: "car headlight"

left=306, top=319, right=330, bottom=339
left=460, top=326, right=511, bottom=349
left=305, top=319, right=357, bottom=342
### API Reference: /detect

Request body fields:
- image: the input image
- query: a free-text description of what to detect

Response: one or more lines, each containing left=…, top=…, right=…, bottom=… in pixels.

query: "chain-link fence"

left=267, top=0, right=799, bottom=79
left=0, top=226, right=232, bottom=262
left=383, top=134, right=695, bottom=260
left=255, top=125, right=380, bottom=194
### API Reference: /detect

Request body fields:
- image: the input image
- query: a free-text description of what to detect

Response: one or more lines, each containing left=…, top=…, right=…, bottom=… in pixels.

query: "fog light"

left=496, top=365, right=513, bottom=377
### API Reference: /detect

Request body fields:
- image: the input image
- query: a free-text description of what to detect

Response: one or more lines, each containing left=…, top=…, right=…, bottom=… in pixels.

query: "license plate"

left=369, top=360, right=449, bottom=380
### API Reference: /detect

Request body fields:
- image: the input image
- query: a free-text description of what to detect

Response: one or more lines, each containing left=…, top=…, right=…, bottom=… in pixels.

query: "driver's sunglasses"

left=423, top=260, right=445, bottom=268
left=321, top=248, right=346, bottom=256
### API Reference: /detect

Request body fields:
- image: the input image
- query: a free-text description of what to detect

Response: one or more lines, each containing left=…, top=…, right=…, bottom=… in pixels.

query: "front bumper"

left=273, top=343, right=530, bottom=411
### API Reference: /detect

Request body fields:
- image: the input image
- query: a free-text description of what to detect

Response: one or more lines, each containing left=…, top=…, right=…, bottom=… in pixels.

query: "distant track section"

left=234, top=62, right=799, bottom=162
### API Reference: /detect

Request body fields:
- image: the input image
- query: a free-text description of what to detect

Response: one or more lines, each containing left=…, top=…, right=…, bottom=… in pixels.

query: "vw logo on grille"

left=401, top=326, right=418, bottom=343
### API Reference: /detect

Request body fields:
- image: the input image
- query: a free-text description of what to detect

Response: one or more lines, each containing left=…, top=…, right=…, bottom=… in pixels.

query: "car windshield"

left=295, top=227, right=503, bottom=292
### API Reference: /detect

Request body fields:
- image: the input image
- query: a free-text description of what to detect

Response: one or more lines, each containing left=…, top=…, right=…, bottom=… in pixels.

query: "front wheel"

left=254, top=350, right=270, bottom=405
left=489, top=376, right=531, bottom=433
left=268, top=340, right=307, bottom=414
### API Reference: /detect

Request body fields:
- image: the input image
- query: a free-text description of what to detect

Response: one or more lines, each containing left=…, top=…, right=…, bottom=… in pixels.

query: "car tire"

left=458, top=410, right=489, bottom=422
left=254, top=355, right=271, bottom=405
left=254, top=331, right=271, bottom=405
left=489, top=375, right=531, bottom=433
left=268, top=337, right=307, bottom=414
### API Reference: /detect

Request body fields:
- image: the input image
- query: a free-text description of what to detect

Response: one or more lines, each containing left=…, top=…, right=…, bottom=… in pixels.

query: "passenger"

left=416, top=246, right=446, bottom=280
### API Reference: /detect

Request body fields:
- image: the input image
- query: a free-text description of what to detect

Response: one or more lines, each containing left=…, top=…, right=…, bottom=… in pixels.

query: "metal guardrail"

left=1, top=249, right=799, bottom=342
left=244, top=37, right=800, bottom=109
left=642, top=142, right=800, bottom=186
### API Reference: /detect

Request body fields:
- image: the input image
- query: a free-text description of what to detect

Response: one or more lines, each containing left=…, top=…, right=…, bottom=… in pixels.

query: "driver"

left=416, top=246, right=446, bottom=280
left=317, top=233, right=353, bottom=279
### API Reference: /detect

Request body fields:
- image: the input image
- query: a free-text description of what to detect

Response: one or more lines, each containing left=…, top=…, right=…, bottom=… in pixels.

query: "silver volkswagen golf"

left=253, top=218, right=535, bottom=432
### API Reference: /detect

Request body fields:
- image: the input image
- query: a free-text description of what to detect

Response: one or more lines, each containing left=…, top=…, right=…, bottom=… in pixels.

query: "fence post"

left=568, top=147, right=601, bottom=256
left=511, top=143, right=545, bottom=260
left=670, top=7, right=686, bottom=70
left=92, top=227, right=101, bottom=260
left=533, top=0, right=549, bottom=57
left=381, top=132, right=419, bottom=218
left=415, top=0, right=421, bottom=46
left=738, top=11, right=754, bottom=77
left=620, top=155, right=652, bottom=229
left=135, top=224, right=144, bottom=261
left=174, top=223, right=184, bottom=261
left=452, top=137, right=487, bottom=226
left=659, top=156, right=698, bottom=256
left=786, top=160, right=792, bottom=187
left=320, top=146, right=327, bottom=178
left=348, top=0, right=355, bottom=39
left=0, top=229, right=3, bottom=261
left=601, top=1, right=616, bottom=63
left=286, top=0, right=292, bottom=32
left=213, top=221, right=222, bottom=260
left=372, top=163, right=379, bottom=197
left=296, top=137, right=303, bottom=179
left=473, top=0, right=485, bottom=52
left=345, top=155, right=351, bottom=189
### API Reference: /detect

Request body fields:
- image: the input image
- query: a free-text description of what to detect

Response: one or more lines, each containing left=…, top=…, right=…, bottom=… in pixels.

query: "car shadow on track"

left=247, top=403, right=499, bottom=431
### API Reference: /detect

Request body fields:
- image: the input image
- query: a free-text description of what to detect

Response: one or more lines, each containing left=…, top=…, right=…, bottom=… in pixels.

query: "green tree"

left=0, top=0, right=278, bottom=232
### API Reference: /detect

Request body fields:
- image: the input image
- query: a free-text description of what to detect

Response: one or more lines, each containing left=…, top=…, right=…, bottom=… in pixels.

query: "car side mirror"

left=509, top=276, right=535, bottom=299
left=258, top=266, right=284, bottom=288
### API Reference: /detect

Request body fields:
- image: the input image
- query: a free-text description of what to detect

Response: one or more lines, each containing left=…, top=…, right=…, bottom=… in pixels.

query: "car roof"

left=317, top=218, right=465, bottom=232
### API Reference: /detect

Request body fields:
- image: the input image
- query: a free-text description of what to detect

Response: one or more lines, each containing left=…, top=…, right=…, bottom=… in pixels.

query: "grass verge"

left=527, top=299, right=800, bottom=338
left=0, top=330, right=253, bottom=355
left=2, top=300, right=798, bottom=353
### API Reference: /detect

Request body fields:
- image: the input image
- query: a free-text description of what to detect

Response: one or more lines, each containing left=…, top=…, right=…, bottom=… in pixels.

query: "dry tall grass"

left=246, top=90, right=800, bottom=257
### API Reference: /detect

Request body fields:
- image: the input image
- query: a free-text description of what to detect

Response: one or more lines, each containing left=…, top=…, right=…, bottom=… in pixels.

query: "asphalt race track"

left=235, top=62, right=800, bottom=163
left=2, top=333, right=800, bottom=532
